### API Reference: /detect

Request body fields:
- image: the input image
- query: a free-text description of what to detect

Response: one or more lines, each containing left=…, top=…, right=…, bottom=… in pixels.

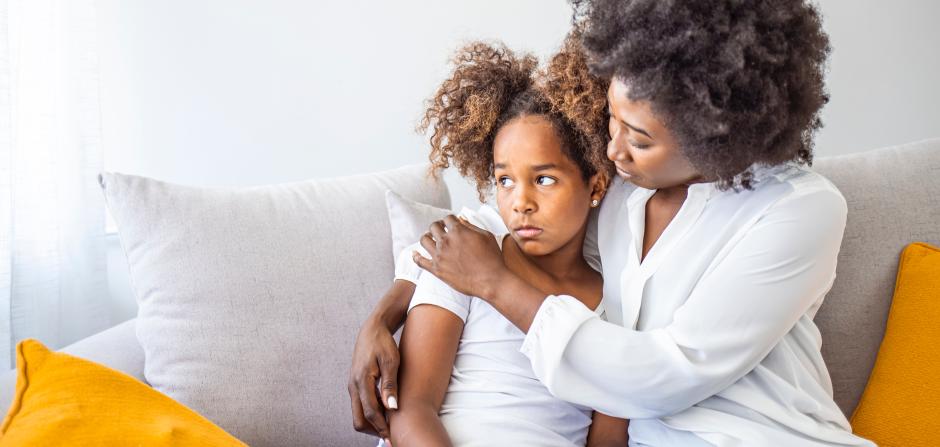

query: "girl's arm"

left=587, top=412, right=629, bottom=447
left=388, top=304, right=464, bottom=447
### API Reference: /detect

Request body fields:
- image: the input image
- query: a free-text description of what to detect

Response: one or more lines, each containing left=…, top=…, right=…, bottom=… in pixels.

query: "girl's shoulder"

left=457, top=204, right=511, bottom=248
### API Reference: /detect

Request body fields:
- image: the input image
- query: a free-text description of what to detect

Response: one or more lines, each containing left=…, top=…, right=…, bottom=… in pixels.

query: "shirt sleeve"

left=408, top=261, right=473, bottom=323
left=394, top=241, right=426, bottom=283
left=519, top=186, right=848, bottom=419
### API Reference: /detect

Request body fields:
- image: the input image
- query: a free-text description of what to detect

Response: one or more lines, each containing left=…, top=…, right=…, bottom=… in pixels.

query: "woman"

left=350, top=1, right=874, bottom=445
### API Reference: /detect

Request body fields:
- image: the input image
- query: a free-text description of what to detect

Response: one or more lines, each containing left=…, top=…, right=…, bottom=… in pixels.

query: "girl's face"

left=492, top=115, right=605, bottom=257
left=606, top=78, right=702, bottom=189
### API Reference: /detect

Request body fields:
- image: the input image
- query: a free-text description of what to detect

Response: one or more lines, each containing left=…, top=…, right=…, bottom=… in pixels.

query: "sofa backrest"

left=813, top=138, right=940, bottom=416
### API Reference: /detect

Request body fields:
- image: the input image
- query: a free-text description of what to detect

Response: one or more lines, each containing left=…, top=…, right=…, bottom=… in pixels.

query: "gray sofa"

left=1, top=138, right=938, bottom=444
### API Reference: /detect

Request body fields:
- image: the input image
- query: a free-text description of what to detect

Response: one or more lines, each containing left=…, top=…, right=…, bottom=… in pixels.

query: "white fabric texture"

left=0, top=0, right=111, bottom=370
left=386, top=189, right=451, bottom=283
left=100, top=164, right=449, bottom=447
left=520, top=164, right=875, bottom=446
left=407, top=205, right=599, bottom=447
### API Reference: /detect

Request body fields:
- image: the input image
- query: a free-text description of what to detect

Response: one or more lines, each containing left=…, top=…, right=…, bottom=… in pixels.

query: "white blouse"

left=519, top=164, right=874, bottom=446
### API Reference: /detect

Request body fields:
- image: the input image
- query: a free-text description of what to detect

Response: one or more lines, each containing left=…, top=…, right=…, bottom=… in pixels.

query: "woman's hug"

left=349, top=1, right=877, bottom=446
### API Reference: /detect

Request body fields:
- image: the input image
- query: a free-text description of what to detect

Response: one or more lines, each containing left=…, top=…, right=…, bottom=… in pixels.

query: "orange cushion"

left=851, top=242, right=940, bottom=446
left=0, top=339, right=246, bottom=446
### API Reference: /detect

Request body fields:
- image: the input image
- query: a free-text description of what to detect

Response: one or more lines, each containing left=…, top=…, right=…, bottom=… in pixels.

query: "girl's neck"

left=501, top=226, right=590, bottom=287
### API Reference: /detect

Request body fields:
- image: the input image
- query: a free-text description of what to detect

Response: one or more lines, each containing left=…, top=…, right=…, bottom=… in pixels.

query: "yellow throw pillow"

left=851, top=242, right=940, bottom=446
left=0, top=339, right=246, bottom=446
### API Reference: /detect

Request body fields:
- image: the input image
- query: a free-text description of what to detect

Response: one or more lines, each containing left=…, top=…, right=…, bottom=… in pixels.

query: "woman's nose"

left=607, top=137, right=630, bottom=163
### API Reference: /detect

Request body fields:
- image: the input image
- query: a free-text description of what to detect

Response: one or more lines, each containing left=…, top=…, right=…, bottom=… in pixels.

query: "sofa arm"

left=0, top=318, right=146, bottom=411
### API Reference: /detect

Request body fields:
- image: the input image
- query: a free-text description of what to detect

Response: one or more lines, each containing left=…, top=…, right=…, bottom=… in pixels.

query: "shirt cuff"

left=520, top=295, right=598, bottom=369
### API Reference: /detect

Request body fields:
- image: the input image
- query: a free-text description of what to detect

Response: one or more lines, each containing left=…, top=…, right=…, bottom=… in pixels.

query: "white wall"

left=815, top=0, right=940, bottom=155
left=95, top=0, right=940, bottom=324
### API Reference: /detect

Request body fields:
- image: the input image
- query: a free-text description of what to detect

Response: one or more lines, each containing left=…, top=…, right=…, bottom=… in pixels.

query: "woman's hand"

left=413, top=215, right=507, bottom=299
left=348, top=280, right=416, bottom=440
left=348, top=316, right=399, bottom=439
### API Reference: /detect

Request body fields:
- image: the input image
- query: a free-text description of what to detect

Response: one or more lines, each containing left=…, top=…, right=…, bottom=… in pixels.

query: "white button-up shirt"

left=519, top=164, right=874, bottom=446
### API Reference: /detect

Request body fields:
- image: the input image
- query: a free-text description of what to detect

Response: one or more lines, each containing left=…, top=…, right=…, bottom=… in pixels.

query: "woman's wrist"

left=477, top=266, right=512, bottom=301
left=478, top=268, right=546, bottom=333
left=370, top=280, right=416, bottom=332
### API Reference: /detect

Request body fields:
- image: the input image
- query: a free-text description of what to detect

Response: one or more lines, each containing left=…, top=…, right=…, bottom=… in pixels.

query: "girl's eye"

left=498, top=176, right=514, bottom=188
left=536, top=176, right=556, bottom=186
left=629, top=141, right=651, bottom=150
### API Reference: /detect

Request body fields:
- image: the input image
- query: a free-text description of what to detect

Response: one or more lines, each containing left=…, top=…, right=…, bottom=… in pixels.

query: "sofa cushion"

left=813, top=138, right=940, bottom=415
left=849, top=242, right=940, bottom=446
left=100, top=165, right=449, bottom=447
left=0, top=339, right=245, bottom=446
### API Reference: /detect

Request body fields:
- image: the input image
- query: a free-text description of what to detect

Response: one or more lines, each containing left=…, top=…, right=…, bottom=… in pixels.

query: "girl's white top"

left=404, top=205, right=606, bottom=447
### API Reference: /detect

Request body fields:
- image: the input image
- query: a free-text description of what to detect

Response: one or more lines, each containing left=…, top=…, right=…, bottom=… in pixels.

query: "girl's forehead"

left=493, top=121, right=580, bottom=173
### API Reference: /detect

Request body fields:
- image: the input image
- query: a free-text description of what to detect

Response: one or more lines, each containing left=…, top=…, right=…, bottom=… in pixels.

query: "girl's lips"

left=514, top=227, right=543, bottom=238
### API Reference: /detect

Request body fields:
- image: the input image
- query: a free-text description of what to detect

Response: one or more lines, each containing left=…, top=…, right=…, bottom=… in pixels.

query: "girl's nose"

left=512, top=186, right=537, bottom=214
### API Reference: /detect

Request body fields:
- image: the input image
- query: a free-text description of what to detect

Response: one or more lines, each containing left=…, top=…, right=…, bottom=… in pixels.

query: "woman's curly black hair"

left=419, top=33, right=612, bottom=202
left=573, top=0, right=831, bottom=189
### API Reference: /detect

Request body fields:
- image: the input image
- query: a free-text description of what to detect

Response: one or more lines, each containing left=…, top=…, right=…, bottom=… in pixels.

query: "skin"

left=347, top=78, right=703, bottom=440
left=388, top=115, right=626, bottom=446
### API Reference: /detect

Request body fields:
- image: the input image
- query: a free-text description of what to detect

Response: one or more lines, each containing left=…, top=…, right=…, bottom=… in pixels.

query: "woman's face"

left=606, top=78, right=702, bottom=190
left=492, top=115, right=604, bottom=257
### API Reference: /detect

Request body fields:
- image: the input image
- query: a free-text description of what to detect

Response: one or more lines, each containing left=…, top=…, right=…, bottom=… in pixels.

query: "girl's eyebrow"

left=494, top=163, right=558, bottom=171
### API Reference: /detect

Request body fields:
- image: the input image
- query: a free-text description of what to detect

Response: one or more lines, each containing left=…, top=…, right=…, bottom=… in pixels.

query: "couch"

left=1, top=138, right=938, bottom=445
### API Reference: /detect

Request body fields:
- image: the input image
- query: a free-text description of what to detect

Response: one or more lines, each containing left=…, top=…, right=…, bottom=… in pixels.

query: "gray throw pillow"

left=100, top=164, right=449, bottom=447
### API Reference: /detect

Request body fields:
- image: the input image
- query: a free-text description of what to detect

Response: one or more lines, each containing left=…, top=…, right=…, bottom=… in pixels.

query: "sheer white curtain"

left=0, top=0, right=110, bottom=370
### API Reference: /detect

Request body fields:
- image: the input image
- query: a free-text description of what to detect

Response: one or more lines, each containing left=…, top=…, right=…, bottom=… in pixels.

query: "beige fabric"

left=100, top=165, right=449, bottom=447
left=813, top=138, right=940, bottom=416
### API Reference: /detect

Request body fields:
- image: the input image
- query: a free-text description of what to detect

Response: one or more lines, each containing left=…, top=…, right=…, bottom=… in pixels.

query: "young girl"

left=385, top=36, right=628, bottom=446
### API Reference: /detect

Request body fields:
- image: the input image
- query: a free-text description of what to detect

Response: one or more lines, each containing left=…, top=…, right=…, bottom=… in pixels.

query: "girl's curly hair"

left=572, top=0, right=831, bottom=189
left=419, top=34, right=612, bottom=202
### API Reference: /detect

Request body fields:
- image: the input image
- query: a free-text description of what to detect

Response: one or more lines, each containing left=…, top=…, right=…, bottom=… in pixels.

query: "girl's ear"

left=589, top=170, right=610, bottom=205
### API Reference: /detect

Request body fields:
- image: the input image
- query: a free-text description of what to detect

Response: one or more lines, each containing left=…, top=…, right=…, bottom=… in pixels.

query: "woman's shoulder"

left=762, top=163, right=847, bottom=212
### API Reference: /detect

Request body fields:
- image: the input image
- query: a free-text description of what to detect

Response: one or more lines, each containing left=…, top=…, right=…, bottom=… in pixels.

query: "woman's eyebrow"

left=607, top=95, right=655, bottom=139
left=532, top=163, right=558, bottom=172
left=625, top=122, right=653, bottom=139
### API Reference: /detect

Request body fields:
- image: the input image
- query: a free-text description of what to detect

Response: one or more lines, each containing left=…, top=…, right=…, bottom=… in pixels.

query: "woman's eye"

left=629, top=141, right=650, bottom=150
left=536, top=176, right=557, bottom=186
left=498, top=176, right=514, bottom=188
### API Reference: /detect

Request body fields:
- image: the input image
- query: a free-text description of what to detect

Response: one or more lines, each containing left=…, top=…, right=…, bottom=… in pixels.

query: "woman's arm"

left=348, top=279, right=415, bottom=439
left=521, top=188, right=848, bottom=418
left=419, top=190, right=847, bottom=419
left=587, top=412, right=629, bottom=447
left=388, top=304, right=464, bottom=447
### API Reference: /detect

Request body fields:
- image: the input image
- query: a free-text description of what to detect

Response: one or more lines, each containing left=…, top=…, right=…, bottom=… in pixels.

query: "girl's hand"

left=413, top=215, right=507, bottom=300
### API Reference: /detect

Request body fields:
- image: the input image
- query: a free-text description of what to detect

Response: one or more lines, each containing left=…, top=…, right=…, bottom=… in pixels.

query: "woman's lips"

left=615, top=165, right=634, bottom=179
left=514, top=226, right=543, bottom=238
